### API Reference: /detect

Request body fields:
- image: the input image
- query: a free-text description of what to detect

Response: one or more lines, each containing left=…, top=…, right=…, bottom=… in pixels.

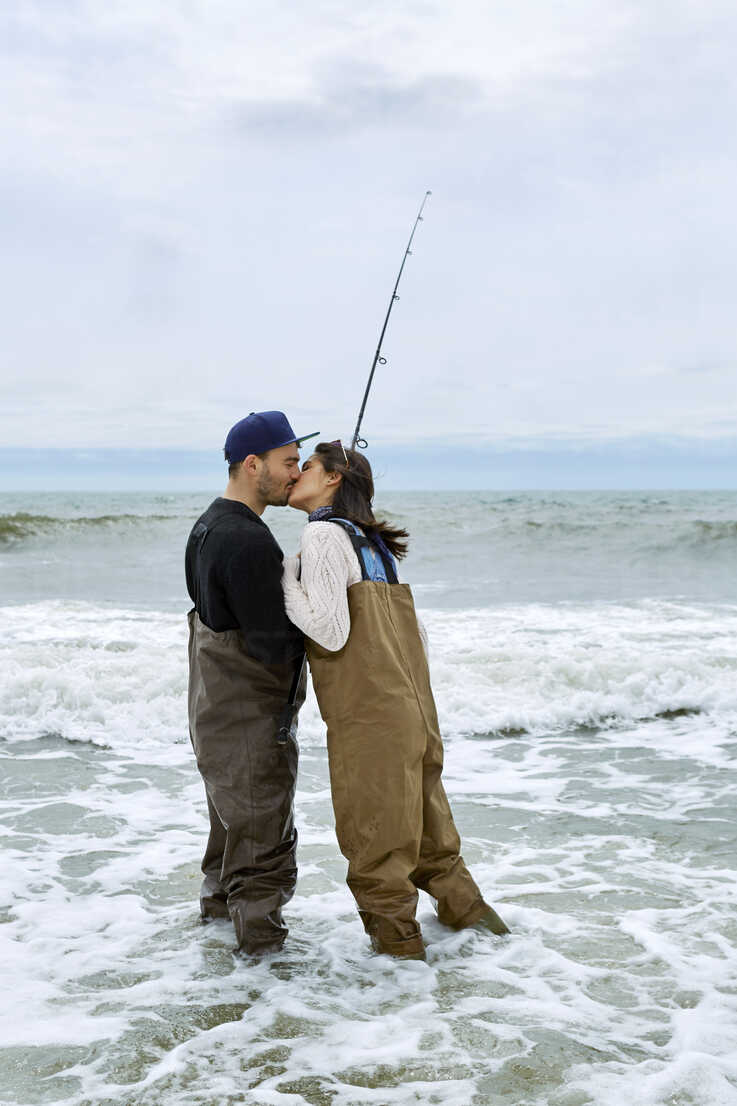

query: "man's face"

left=257, top=443, right=301, bottom=506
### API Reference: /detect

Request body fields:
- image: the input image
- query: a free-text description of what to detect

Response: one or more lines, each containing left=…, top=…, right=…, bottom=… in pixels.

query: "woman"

left=282, top=441, right=509, bottom=960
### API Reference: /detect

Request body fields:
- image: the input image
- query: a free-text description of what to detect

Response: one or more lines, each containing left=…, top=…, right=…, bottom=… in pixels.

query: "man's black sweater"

left=185, top=498, right=303, bottom=666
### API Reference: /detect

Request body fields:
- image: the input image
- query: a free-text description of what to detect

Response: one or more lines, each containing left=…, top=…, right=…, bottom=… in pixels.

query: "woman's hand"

left=282, top=554, right=301, bottom=581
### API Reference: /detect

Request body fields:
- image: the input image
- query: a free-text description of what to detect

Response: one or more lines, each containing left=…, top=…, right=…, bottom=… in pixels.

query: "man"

left=185, top=410, right=318, bottom=956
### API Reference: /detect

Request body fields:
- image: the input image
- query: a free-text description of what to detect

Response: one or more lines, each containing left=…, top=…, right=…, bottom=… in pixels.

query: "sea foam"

left=1, top=598, right=736, bottom=751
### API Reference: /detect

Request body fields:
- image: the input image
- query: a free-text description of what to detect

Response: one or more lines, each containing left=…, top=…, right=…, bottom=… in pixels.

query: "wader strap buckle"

left=325, top=518, right=398, bottom=584
left=277, top=653, right=306, bottom=745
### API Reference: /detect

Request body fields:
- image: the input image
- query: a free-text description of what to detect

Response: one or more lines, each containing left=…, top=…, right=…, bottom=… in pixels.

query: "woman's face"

left=287, top=454, right=340, bottom=513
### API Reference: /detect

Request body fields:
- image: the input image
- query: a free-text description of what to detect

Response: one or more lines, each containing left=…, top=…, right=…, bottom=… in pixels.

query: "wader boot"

left=307, top=524, right=505, bottom=958
left=188, top=611, right=304, bottom=955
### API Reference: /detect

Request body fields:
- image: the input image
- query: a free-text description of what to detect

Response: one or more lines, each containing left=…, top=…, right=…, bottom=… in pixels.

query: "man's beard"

left=257, top=463, right=292, bottom=507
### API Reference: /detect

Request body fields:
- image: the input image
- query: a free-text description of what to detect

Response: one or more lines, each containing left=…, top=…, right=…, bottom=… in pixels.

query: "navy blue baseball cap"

left=223, top=411, right=319, bottom=463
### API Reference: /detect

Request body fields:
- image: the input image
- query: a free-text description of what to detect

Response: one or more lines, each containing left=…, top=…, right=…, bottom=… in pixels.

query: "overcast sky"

left=2, top=0, right=736, bottom=470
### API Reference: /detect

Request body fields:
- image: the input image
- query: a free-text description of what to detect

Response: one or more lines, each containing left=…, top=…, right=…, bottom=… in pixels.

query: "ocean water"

left=1, top=490, right=736, bottom=1106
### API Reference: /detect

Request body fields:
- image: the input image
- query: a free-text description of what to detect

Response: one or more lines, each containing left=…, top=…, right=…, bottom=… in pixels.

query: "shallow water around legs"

left=2, top=712, right=736, bottom=1106
left=2, top=491, right=737, bottom=1104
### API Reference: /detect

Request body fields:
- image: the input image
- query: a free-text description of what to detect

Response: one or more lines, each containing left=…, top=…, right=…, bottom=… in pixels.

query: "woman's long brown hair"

left=313, top=442, right=409, bottom=560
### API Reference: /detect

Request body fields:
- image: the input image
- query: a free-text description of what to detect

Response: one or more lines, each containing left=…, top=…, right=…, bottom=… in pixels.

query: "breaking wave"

left=690, top=519, right=737, bottom=540
left=2, top=599, right=736, bottom=752
left=0, top=512, right=178, bottom=544
left=3, top=506, right=735, bottom=555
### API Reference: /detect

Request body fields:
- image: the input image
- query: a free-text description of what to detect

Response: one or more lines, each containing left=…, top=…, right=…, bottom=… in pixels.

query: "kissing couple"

left=186, top=411, right=509, bottom=960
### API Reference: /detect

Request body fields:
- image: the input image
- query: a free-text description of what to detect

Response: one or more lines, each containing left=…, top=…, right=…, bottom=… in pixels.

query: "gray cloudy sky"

left=2, top=0, right=736, bottom=461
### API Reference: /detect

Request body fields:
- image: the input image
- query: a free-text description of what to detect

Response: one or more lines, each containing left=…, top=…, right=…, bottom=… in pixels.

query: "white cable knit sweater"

left=281, top=522, right=428, bottom=656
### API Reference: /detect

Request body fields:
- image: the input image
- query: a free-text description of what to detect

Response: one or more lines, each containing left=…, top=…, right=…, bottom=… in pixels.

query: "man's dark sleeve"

left=222, top=534, right=303, bottom=665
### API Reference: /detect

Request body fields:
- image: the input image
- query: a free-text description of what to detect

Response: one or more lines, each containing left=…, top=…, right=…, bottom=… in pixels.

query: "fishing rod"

left=350, top=190, right=432, bottom=450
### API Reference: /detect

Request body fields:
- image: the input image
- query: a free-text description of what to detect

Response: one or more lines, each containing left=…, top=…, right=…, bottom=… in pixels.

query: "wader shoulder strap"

left=325, top=518, right=398, bottom=585
left=189, top=520, right=210, bottom=612
left=188, top=513, right=242, bottom=610
left=190, top=511, right=238, bottom=563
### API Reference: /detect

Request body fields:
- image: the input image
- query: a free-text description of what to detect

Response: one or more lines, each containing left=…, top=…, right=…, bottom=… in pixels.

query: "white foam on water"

left=2, top=598, right=737, bottom=756
left=2, top=718, right=736, bottom=1105
left=425, top=599, right=737, bottom=742
left=1, top=596, right=736, bottom=1104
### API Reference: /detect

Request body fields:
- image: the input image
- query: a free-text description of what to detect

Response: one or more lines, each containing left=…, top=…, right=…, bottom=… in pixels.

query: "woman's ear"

left=326, top=471, right=342, bottom=486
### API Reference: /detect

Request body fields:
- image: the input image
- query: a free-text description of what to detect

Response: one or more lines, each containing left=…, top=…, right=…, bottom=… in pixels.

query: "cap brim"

left=295, top=431, right=320, bottom=446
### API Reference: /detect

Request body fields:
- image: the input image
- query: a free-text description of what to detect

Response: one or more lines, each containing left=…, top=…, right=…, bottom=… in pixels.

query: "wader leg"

left=353, top=886, right=425, bottom=960
left=410, top=728, right=488, bottom=928
left=328, top=731, right=426, bottom=959
left=197, top=729, right=299, bottom=955
left=199, top=791, right=229, bottom=919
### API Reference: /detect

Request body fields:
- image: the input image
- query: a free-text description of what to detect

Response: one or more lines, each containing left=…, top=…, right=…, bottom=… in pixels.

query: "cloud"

left=231, top=66, right=483, bottom=139
left=0, top=0, right=735, bottom=458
